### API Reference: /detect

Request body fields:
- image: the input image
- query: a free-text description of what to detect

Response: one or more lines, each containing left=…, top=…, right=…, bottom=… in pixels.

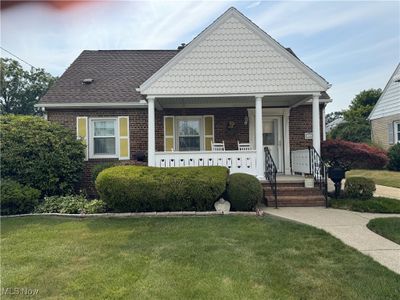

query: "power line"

left=0, top=46, right=37, bottom=69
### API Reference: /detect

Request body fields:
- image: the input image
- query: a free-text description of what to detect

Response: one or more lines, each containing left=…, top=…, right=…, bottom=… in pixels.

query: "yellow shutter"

left=118, top=116, right=130, bottom=160
left=76, top=117, right=88, bottom=160
left=164, top=116, right=174, bottom=152
left=204, top=115, right=214, bottom=151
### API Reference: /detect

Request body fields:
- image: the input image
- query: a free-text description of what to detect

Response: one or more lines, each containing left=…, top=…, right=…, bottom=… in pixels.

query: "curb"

left=1, top=210, right=265, bottom=219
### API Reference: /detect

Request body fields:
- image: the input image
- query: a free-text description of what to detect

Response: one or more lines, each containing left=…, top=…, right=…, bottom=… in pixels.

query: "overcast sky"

left=1, top=0, right=399, bottom=113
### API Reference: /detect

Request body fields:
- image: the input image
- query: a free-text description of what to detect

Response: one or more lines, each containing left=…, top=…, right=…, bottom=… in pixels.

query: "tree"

left=322, top=139, right=388, bottom=171
left=0, top=115, right=85, bottom=196
left=325, top=111, right=343, bottom=125
left=0, top=58, right=56, bottom=115
left=328, top=88, right=382, bottom=142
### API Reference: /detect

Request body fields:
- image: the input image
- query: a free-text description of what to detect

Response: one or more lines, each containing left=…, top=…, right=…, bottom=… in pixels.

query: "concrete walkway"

left=263, top=206, right=400, bottom=274
left=375, top=184, right=400, bottom=200
left=327, top=180, right=400, bottom=200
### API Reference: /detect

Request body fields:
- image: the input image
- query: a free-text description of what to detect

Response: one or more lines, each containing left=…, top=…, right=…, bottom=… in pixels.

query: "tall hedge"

left=96, top=166, right=229, bottom=212
left=0, top=115, right=85, bottom=196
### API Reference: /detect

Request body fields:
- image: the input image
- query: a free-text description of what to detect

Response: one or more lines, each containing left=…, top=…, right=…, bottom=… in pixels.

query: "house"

left=37, top=7, right=331, bottom=206
left=368, top=63, right=400, bottom=149
left=325, top=117, right=344, bottom=134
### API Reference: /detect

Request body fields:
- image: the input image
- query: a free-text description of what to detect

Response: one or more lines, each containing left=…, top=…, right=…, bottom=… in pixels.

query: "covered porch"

left=146, top=94, right=324, bottom=179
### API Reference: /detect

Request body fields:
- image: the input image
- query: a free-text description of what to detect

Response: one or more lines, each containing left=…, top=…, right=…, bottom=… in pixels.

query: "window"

left=396, top=122, right=400, bottom=143
left=176, top=117, right=202, bottom=151
left=90, top=118, right=117, bottom=158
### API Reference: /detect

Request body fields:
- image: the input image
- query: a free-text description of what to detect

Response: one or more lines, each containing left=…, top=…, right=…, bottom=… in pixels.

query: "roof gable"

left=369, top=63, right=400, bottom=120
left=139, top=7, right=330, bottom=96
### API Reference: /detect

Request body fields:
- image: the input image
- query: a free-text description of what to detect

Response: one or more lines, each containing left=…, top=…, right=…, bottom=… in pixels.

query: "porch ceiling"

left=156, top=95, right=310, bottom=109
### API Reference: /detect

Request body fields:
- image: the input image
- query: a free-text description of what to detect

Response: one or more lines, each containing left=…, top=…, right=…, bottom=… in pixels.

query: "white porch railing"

left=291, top=149, right=310, bottom=174
left=154, top=150, right=257, bottom=175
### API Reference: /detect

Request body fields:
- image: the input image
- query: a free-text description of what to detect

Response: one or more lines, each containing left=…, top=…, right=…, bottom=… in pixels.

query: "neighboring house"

left=369, top=63, right=400, bottom=149
left=38, top=7, right=332, bottom=206
left=325, top=117, right=344, bottom=134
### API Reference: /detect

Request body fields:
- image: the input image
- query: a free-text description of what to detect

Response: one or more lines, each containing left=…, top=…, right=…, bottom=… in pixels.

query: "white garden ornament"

left=214, top=198, right=231, bottom=214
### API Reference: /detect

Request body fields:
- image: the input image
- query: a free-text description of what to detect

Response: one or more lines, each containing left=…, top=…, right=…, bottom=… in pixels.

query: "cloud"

left=246, top=1, right=261, bottom=9
left=256, top=1, right=390, bottom=38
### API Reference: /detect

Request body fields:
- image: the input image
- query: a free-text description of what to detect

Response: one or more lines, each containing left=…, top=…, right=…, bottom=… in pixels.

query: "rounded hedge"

left=387, top=144, right=400, bottom=171
left=0, top=115, right=85, bottom=196
left=96, top=166, right=229, bottom=212
left=225, top=173, right=263, bottom=211
left=1, top=179, right=40, bottom=215
left=344, top=176, right=376, bottom=200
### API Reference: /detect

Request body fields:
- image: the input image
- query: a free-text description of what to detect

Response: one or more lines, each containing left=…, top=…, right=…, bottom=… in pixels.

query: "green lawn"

left=330, top=197, right=400, bottom=213
left=367, top=218, right=400, bottom=245
left=1, top=216, right=400, bottom=299
left=347, top=169, right=400, bottom=188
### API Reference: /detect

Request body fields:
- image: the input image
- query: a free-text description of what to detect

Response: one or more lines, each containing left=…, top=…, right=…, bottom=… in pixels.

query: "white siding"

left=369, top=64, right=400, bottom=120
left=140, top=8, right=328, bottom=96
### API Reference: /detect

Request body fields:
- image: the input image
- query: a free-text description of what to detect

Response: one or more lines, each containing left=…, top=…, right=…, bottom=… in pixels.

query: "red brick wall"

left=47, top=108, right=148, bottom=196
left=289, top=105, right=325, bottom=151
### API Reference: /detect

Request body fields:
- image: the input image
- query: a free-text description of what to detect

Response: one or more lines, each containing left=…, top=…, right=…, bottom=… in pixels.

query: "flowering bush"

left=322, top=139, right=388, bottom=170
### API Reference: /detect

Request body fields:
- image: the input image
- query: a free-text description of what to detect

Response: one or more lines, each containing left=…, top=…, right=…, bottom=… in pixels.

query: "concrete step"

left=265, top=193, right=326, bottom=207
left=262, top=182, right=305, bottom=188
left=264, top=187, right=323, bottom=197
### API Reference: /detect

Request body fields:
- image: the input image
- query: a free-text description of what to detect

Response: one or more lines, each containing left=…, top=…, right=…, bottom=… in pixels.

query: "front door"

left=263, top=117, right=283, bottom=172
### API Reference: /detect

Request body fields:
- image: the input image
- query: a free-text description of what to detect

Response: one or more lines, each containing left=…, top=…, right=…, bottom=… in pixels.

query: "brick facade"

left=289, top=104, right=325, bottom=151
left=371, top=113, right=400, bottom=150
left=47, top=105, right=324, bottom=195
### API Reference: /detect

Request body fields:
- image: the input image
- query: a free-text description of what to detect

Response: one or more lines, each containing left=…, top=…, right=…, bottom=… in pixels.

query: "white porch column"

left=322, top=106, right=326, bottom=141
left=147, top=96, right=156, bottom=166
left=255, top=96, right=264, bottom=178
left=312, top=93, right=321, bottom=154
left=283, top=109, right=291, bottom=175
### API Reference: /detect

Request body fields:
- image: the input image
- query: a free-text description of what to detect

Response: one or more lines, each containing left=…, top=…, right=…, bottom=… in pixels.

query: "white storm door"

left=263, top=117, right=283, bottom=172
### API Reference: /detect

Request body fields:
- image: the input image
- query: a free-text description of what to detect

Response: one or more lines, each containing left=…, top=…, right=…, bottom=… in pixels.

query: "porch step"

left=262, top=182, right=326, bottom=207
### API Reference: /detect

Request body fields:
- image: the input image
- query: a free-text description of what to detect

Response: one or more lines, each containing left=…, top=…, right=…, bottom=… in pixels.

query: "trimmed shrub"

left=96, top=166, right=229, bottom=212
left=0, top=115, right=85, bottom=196
left=322, top=139, right=388, bottom=170
left=91, top=162, right=115, bottom=184
left=35, top=195, right=106, bottom=214
left=1, top=179, right=40, bottom=215
left=387, top=144, right=400, bottom=171
left=344, top=177, right=376, bottom=200
left=84, top=199, right=106, bottom=214
left=225, top=173, right=263, bottom=211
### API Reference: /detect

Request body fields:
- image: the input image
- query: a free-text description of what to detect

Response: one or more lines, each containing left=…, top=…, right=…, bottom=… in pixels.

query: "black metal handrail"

left=308, top=146, right=328, bottom=207
left=264, top=146, right=278, bottom=208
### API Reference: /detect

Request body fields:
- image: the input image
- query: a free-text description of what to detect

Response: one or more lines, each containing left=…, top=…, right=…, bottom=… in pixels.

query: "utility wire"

left=0, top=46, right=37, bottom=69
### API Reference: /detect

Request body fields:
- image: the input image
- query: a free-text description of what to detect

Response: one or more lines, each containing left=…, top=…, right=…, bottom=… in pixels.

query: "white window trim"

left=395, top=121, right=400, bottom=144
left=175, top=116, right=204, bottom=151
left=89, top=117, right=119, bottom=159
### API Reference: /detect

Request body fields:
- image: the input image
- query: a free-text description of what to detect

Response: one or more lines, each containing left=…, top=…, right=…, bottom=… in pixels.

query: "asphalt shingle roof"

left=40, top=50, right=179, bottom=104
